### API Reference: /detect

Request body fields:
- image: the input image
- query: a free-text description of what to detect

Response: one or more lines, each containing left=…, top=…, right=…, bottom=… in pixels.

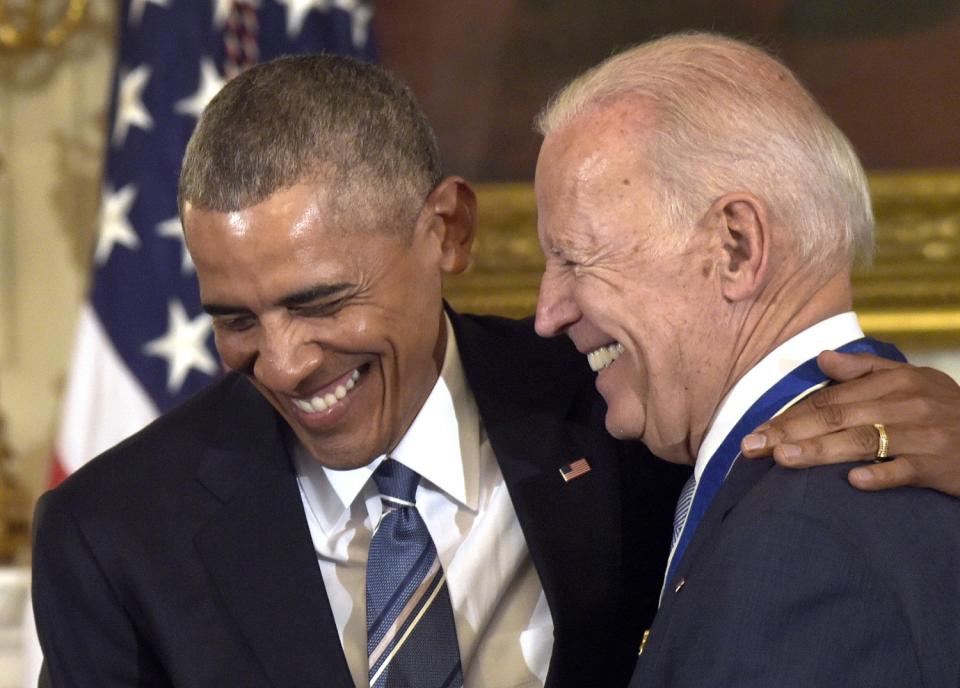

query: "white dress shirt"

left=293, top=315, right=554, bottom=688
left=694, top=311, right=865, bottom=483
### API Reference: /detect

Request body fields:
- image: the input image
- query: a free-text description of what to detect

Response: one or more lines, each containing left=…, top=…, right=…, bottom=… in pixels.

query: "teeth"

left=292, top=368, right=361, bottom=414
left=587, top=343, right=624, bottom=372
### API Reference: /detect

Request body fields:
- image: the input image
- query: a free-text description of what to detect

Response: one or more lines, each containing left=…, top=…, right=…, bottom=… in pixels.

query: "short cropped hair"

left=179, top=54, right=442, bottom=229
left=536, top=33, right=873, bottom=268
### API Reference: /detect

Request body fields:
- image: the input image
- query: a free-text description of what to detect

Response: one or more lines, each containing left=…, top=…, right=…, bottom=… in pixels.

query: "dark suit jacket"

left=630, top=455, right=960, bottom=687
left=33, top=311, right=688, bottom=688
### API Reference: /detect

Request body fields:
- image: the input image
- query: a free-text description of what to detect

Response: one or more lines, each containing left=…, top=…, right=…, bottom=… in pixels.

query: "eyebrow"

left=278, top=283, right=354, bottom=308
left=202, top=282, right=355, bottom=316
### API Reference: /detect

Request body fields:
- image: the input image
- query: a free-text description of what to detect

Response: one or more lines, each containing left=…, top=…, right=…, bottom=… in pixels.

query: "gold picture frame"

left=444, top=172, right=960, bottom=349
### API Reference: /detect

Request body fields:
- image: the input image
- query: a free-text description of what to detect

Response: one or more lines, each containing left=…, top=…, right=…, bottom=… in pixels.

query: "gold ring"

left=873, top=423, right=890, bottom=462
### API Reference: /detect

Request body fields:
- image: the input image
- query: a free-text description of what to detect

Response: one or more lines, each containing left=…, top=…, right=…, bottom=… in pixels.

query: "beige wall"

left=0, top=0, right=116, bottom=498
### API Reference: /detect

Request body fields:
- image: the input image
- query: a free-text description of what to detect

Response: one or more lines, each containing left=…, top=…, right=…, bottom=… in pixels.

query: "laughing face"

left=533, top=103, right=729, bottom=464
left=184, top=180, right=470, bottom=469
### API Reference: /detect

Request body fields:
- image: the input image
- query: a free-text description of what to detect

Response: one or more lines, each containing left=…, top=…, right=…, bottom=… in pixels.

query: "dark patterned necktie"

left=366, top=459, right=463, bottom=688
left=671, top=474, right=697, bottom=551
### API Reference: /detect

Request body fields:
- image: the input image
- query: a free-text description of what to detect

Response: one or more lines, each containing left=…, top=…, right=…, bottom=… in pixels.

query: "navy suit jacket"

left=631, top=442, right=960, bottom=686
left=33, top=311, right=688, bottom=687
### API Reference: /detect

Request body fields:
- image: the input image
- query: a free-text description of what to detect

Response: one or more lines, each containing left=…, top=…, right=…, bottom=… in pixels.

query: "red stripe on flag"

left=47, top=451, right=68, bottom=489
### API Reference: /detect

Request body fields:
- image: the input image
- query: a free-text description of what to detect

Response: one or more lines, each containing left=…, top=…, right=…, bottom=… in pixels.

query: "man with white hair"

left=534, top=33, right=960, bottom=686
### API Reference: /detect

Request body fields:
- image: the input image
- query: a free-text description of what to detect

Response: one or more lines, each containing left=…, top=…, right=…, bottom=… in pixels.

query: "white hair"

left=536, top=32, right=874, bottom=268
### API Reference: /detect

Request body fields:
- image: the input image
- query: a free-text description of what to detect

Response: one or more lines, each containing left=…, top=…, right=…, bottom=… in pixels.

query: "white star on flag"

left=156, top=217, right=194, bottom=273
left=174, top=58, right=226, bottom=120
left=143, top=300, right=218, bottom=394
left=333, top=0, right=372, bottom=48
left=278, top=0, right=331, bottom=38
left=95, top=184, right=140, bottom=265
left=113, top=65, right=154, bottom=146
left=128, top=0, right=170, bottom=27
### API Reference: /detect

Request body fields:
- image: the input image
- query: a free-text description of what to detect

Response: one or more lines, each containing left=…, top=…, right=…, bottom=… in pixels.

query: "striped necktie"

left=671, top=474, right=697, bottom=551
left=366, top=459, right=463, bottom=688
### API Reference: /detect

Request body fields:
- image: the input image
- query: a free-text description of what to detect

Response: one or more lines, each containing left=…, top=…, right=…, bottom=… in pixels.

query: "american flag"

left=559, top=457, right=592, bottom=482
left=51, top=0, right=376, bottom=484
left=25, top=1, right=375, bottom=684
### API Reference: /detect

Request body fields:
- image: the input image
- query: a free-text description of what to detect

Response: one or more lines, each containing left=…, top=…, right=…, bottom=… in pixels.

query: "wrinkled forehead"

left=538, top=100, right=656, bottom=191
left=183, top=179, right=417, bottom=246
left=535, top=110, right=665, bottom=261
left=183, top=188, right=421, bottom=311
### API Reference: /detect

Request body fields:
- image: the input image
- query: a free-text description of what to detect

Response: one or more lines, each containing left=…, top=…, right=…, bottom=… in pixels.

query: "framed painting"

left=374, top=1, right=960, bottom=346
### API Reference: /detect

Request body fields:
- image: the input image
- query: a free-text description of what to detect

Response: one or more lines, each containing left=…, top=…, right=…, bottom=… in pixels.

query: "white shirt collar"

left=694, top=312, right=864, bottom=482
left=294, top=313, right=480, bottom=535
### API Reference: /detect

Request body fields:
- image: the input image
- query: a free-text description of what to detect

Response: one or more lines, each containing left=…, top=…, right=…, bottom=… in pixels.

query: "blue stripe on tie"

left=663, top=337, right=904, bottom=594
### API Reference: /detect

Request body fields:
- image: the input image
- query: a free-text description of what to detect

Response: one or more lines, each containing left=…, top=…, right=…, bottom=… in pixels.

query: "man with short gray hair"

left=534, top=32, right=960, bottom=686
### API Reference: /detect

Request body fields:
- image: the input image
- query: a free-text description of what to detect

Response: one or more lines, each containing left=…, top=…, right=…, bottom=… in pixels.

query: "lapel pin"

left=559, top=457, right=592, bottom=482
left=639, top=629, right=651, bottom=655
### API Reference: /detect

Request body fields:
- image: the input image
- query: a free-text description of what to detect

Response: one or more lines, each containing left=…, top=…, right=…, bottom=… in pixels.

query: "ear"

left=709, top=193, right=770, bottom=303
left=419, top=176, right=477, bottom=275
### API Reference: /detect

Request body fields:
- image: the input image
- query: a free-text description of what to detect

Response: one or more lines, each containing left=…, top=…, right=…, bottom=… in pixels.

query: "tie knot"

left=372, top=459, right=420, bottom=503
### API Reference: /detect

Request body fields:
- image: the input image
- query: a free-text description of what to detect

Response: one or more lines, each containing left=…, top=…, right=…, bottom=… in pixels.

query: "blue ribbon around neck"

left=662, top=337, right=904, bottom=594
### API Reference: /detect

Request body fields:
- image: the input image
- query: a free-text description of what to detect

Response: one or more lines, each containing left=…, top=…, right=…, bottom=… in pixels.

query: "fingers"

left=752, top=422, right=921, bottom=467
left=737, top=354, right=960, bottom=498
left=741, top=363, right=955, bottom=459
left=746, top=436, right=960, bottom=497
left=778, top=364, right=920, bottom=422
left=764, top=424, right=888, bottom=467
left=848, top=455, right=960, bottom=497
left=740, top=395, right=926, bottom=461
left=815, top=350, right=904, bottom=383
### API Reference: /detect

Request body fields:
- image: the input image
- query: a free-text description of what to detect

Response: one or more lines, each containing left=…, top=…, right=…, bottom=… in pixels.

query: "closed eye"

left=213, top=314, right=257, bottom=332
left=290, top=298, right=348, bottom=318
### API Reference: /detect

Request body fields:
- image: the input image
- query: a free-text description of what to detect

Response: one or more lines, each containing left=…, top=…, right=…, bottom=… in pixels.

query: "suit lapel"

left=193, top=385, right=353, bottom=687
left=659, top=456, right=773, bottom=616
left=482, top=395, right=625, bottom=632
left=449, top=310, right=626, bottom=667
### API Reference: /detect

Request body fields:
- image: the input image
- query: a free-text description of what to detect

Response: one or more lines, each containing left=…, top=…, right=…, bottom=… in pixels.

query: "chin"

left=314, top=453, right=378, bottom=471
left=604, top=412, right=644, bottom=441
left=639, top=432, right=694, bottom=465
left=297, top=435, right=381, bottom=471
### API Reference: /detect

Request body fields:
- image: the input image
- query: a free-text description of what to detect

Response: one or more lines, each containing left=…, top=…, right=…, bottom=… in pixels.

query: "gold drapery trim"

left=0, top=0, right=87, bottom=52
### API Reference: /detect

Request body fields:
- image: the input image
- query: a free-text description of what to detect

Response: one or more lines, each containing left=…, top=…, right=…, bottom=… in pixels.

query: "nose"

left=252, top=322, right=322, bottom=393
left=535, top=266, right=580, bottom=338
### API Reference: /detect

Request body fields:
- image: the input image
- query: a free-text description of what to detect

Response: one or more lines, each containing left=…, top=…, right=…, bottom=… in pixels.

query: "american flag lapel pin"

left=559, top=457, right=592, bottom=482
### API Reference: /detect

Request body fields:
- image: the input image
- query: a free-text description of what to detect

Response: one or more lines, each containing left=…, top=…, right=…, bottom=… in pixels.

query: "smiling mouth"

left=291, top=368, right=362, bottom=414
left=587, top=342, right=624, bottom=372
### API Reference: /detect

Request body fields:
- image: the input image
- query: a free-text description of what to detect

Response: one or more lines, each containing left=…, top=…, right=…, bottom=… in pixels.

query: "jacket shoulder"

left=449, top=311, right=593, bottom=398
left=44, top=373, right=276, bottom=512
